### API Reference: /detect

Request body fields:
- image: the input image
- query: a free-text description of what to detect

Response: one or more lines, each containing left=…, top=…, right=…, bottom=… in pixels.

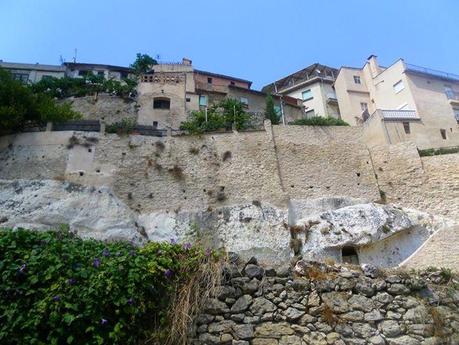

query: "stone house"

left=335, top=55, right=459, bottom=149
left=262, top=63, right=341, bottom=120
left=137, top=58, right=303, bottom=129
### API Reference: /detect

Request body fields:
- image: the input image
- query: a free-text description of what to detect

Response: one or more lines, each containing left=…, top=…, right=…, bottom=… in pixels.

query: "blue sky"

left=1, top=0, right=458, bottom=89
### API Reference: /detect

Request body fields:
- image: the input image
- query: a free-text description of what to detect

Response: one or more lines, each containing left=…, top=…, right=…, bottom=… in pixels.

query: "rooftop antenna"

left=155, top=54, right=161, bottom=63
left=59, top=55, right=64, bottom=65
left=73, top=48, right=77, bottom=63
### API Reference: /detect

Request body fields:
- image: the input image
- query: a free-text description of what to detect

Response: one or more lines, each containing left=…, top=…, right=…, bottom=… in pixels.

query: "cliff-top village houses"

left=1, top=55, right=459, bottom=150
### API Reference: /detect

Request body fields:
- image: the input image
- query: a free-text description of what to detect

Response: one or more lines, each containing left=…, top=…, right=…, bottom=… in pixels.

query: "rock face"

left=0, top=179, right=144, bottom=243
left=0, top=179, right=289, bottom=265
left=294, top=203, right=455, bottom=267
left=191, top=259, right=459, bottom=345
left=1, top=180, right=455, bottom=269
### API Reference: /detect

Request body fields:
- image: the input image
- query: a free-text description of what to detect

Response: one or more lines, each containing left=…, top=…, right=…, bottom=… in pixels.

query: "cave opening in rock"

left=342, top=246, right=359, bottom=265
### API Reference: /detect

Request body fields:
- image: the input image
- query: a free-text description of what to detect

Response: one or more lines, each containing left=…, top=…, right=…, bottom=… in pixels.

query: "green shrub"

left=180, top=98, right=250, bottom=134
left=106, top=118, right=137, bottom=135
left=418, top=146, right=459, bottom=157
left=290, top=116, right=349, bottom=126
left=0, top=228, right=218, bottom=345
left=31, top=74, right=138, bottom=99
left=264, top=94, right=280, bottom=125
left=0, top=68, right=81, bottom=133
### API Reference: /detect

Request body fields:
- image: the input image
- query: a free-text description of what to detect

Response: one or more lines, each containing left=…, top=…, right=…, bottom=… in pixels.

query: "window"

left=153, top=97, right=170, bottom=109
left=360, top=102, right=368, bottom=112
left=78, top=70, right=91, bottom=77
left=12, top=73, right=29, bottom=83
left=41, top=75, right=53, bottom=81
left=207, top=77, right=212, bottom=84
left=152, top=121, right=158, bottom=128
left=302, top=89, right=313, bottom=101
left=97, top=71, right=105, bottom=77
left=353, top=76, right=361, bottom=84
left=393, top=80, right=405, bottom=93
left=454, top=108, right=459, bottom=123
left=240, top=97, right=249, bottom=107
left=342, top=246, right=359, bottom=265
left=305, top=109, right=315, bottom=118
left=403, top=122, right=410, bottom=134
left=440, top=129, right=447, bottom=140
left=230, top=81, right=235, bottom=86
left=186, top=97, right=191, bottom=102
left=120, top=71, right=129, bottom=79
left=199, top=95, right=208, bottom=107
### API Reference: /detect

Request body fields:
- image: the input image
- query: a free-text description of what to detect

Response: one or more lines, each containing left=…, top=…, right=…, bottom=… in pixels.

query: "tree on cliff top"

left=0, top=68, right=81, bottom=133
left=265, top=94, right=280, bottom=125
left=130, top=53, right=158, bottom=75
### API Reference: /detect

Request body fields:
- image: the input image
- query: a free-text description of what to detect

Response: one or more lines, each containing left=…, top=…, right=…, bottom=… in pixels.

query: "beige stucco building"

left=335, top=55, right=459, bottom=149
left=262, top=63, right=340, bottom=121
left=138, top=58, right=303, bottom=129
left=0, top=61, right=66, bottom=83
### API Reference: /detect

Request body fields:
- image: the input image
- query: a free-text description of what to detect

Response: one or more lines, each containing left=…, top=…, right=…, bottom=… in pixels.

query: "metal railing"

left=380, top=109, right=420, bottom=120
left=405, top=63, right=459, bottom=81
left=446, top=90, right=459, bottom=101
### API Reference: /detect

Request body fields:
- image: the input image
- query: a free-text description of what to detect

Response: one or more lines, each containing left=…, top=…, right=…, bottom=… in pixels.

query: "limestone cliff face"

left=0, top=127, right=458, bottom=269
left=0, top=179, right=454, bottom=269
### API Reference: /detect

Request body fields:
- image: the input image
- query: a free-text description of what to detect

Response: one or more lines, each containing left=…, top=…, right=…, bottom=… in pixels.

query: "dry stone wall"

left=192, top=258, right=459, bottom=345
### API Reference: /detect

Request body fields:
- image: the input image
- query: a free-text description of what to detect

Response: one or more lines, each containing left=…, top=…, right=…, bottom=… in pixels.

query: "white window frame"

left=453, top=108, right=459, bottom=123
left=199, top=95, right=208, bottom=107
left=240, top=97, right=249, bottom=107
left=305, top=109, right=315, bottom=118
left=302, top=89, right=313, bottom=101
left=393, top=80, right=405, bottom=94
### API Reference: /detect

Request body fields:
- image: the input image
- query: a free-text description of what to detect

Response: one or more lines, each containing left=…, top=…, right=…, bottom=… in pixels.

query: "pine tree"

left=265, top=94, right=280, bottom=124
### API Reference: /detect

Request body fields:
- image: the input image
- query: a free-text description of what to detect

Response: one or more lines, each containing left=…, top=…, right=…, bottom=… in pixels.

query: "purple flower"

left=100, top=318, right=108, bottom=325
left=205, top=248, right=212, bottom=257
left=127, top=298, right=134, bottom=305
left=52, top=295, right=60, bottom=302
left=170, top=238, right=177, bottom=244
left=102, top=248, right=110, bottom=257
left=67, top=278, right=76, bottom=285
left=93, top=258, right=101, bottom=268
left=183, top=243, right=192, bottom=250
left=164, top=269, right=173, bottom=279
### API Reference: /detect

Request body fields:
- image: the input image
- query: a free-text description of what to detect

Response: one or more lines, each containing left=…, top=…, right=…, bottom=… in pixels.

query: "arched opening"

left=153, top=97, right=170, bottom=110
left=342, top=246, right=359, bottom=265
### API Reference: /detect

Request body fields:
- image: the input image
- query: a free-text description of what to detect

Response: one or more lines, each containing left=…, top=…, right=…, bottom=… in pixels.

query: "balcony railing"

left=405, top=63, right=459, bottom=82
left=380, top=109, right=420, bottom=120
left=446, top=90, right=459, bottom=101
left=326, top=93, right=338, bottom=102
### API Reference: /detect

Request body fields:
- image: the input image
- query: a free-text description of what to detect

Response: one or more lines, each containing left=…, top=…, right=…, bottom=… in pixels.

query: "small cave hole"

left=79, top=172, right=84, bottom=177
left=88, top=148, right=92, bottom=153
left=356, top=172, right=361, bottom=177
left=342, top=246, right=359, bottom=265
left=96, top=169, right=100, bottom=173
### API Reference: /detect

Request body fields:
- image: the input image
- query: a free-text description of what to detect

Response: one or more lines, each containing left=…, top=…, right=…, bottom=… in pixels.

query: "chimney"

left=367, top=54, right=381, bottom=77
left=182, top=57, right=192, bottom=66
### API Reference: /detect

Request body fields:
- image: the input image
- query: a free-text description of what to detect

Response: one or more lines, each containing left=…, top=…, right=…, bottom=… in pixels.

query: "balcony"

left=326, top=92, right=338, bottom=103
left=380, top=109, right=420, bottom=121
left=446, top=90, right=459, bottom=104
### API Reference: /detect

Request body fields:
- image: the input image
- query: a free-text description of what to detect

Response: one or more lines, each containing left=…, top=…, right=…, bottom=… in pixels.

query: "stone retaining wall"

left=191, top=259, right=459, bottom=345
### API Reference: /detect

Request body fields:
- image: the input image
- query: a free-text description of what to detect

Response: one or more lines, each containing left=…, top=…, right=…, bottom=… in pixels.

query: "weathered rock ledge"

left=191, top=257, right=459, bottom=345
